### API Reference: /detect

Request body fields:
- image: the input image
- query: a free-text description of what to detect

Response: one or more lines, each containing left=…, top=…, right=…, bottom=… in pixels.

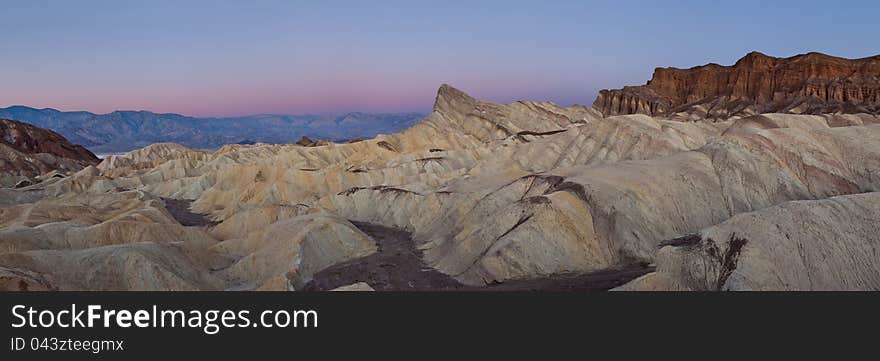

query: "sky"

left=1, top=0, right=878, bottom=117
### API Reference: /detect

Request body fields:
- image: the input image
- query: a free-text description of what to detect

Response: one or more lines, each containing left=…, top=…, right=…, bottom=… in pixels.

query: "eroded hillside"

left=1, top=80, right=878, bottom=291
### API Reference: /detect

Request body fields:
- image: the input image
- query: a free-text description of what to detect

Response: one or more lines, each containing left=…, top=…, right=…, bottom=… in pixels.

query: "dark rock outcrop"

left=594, top=51, right=880, bottom=118
left=0, top=118, right=99, bottom=180
left=0, top=118, right=98, bottom=162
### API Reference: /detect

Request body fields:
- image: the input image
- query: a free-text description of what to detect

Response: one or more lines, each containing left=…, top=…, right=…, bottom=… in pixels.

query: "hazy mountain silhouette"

left=0, top=106, right=424, bottom=153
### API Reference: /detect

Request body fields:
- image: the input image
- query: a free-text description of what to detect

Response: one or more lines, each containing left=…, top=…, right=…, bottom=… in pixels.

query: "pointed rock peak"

left=433, top=84, right=477, bottom=114
left=437, top=83, right=464, bottom=96
left=745, top=50, right=770, bottom=57
left=735, top=51, right=776, bottom=66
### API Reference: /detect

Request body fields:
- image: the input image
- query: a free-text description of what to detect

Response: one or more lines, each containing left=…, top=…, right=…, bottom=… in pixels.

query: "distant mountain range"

left=0, top=106, right=425, bottom=153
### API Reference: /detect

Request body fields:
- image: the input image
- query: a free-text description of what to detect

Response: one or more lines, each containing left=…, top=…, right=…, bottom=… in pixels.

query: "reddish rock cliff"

left=1, top=118, right=99, bottom=162
left=594, top=52, right=880, bottom=118
left=0, top=118, right=99, bottom=181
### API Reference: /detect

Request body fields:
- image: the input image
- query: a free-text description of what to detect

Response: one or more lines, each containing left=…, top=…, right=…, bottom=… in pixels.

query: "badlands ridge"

left=1, top=52, right=879, bottom=291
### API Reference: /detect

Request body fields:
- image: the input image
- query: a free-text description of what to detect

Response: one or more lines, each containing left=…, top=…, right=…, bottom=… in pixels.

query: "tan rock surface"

left=216, top=213, right=377, bottom=290
left=331, top=282, right=375, bottom=291
left=617, top=192, right=880, bottom=291
left=1, top=84, right=878, bottom=290
left=0, top=242, right=220, bottom=290
left=323, top=118, right=880, bottom=285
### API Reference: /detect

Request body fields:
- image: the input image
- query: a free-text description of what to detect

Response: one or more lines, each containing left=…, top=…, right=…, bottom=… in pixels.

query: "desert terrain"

left=1, top=51, right=878, bottom=291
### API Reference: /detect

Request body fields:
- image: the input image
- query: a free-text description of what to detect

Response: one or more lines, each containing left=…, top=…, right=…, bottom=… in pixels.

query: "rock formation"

left=594, top=51, right=880, bottom=118
left=616, top=192, right=880, bottom=291
left=0, top=79, right=878, bottom=291
left=0, top=119, right=98, bottom=161
left=294, top=136, right=331, bottom=147
left=0, top=118, right=99, bottom=187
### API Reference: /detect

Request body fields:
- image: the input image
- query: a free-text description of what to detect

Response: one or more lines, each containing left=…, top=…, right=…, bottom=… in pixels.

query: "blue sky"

left=1, top=0, right=877, bottom=116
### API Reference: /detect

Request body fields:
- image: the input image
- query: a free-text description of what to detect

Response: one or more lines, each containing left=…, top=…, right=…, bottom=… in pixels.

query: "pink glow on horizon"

left=2, top=2, right=875, bottom=118
left=0, top=72, right=598, bottom=117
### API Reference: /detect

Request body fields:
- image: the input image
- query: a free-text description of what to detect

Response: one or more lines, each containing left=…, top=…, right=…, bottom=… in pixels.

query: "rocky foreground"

left=1, top=52, right=879, bottom=291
